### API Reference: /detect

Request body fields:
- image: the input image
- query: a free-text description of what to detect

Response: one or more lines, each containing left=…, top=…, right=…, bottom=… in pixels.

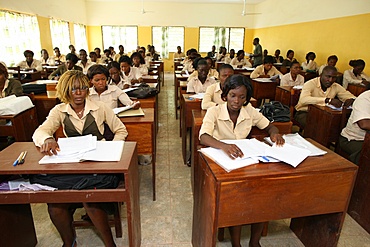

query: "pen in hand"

left=13, top=152, right=24, bottom=166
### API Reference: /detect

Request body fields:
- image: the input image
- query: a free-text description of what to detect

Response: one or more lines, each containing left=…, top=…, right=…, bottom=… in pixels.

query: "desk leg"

left=0, top=204, right=37, bottom=247
left=290, top=212, right=344, bottom=247
left=126, top=150, right=141, bottom=247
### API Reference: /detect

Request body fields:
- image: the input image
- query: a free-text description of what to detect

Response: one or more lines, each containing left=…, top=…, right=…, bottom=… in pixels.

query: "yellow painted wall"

left=86, top=26, right=103, bottom=52
left=252, top=13, right=370, bottom=74
left=37, top=16, right=53, bottom=55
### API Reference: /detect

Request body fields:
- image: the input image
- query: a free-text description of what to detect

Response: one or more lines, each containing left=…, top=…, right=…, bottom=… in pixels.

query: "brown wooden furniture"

left=304, top=104, right=343, bottom=148
left=274, top=86, right=301, bottom=119
left=251, top=79, right=279, bottom=107
left=192, top=140, right=357, bottom=247
left=347, top=83, right=366, bottom=97
left=0, top=142, right=141, bottom=247
left=119, top=108, right=157, bottom=201
left=174, top=73, right=189, bottom=119
left=348, top=131, right=370, bottom=234
left=150, top=61, right=164, bottom=86
left=0, top=107, right=38, bottom=141
left=7, top=66, right=21, bottom=80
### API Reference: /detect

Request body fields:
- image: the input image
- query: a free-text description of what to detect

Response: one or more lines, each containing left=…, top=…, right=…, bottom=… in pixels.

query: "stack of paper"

left=189, top=93, right=205, bottom=100
left=113, top=102, right=140, bottom=115
left=39, top=135, right=124, bottom=164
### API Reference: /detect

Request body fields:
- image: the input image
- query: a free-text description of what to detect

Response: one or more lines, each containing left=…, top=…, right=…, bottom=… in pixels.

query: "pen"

left=261, top=156, right=270, bottom=162
left=19, top=151, right=27, bottom=164
left=13, top=152, right=24, bottom=166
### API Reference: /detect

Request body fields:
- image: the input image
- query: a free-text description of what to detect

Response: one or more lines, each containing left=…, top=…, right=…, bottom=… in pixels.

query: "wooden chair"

left=54, top=126, right=123, bottom=238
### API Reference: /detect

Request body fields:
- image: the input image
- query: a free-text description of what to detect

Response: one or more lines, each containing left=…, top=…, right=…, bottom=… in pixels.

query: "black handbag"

left=126, top=84, right=158, bottom=99
left=259, top=101, right=291, bottom=122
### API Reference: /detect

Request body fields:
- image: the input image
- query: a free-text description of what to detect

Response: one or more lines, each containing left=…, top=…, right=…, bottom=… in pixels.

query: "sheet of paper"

left=266, top=143, right=311, bottom=167
left=221, top=139, right=269, bottom=158
left=57, top=135, right=97, bottom=155
left=189, top=93, right=205, bottom=99
left=293, top=85, right=303, bottom=90
left=270, top=74, right=280, bottom=80
left=117, top=107, right=145, bottom=117
left=253, top=78, right=272, bottom=82
left=113, top=102, right=140, bottom=115
left=122, top=87, right=137, bottom=93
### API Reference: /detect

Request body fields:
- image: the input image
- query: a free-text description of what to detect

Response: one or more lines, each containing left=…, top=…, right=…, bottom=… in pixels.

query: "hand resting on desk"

left=40, top=137, right=60, bottom=156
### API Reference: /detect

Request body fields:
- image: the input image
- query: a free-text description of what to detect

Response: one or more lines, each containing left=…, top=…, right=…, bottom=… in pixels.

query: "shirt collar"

left=217, top=103, right=251, bottom=122
left=60, top=98, right=99, bottom=116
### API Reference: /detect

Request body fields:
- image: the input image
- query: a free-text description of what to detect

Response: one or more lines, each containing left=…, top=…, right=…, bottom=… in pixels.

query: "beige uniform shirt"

left=295, top=77, right=355, bottom=112
left=341, top=90, right=370, bottom=141
left=174, top=52, right=185, bottom=59
left=250, top=64, right=282, bottom=79
left=199, top=103, right=270, bottom=140
left=187, top=77, right=217, bottom=94
left=76, top=60, right=95, bottom=75
left=201, top=83, right=225, bottom=110
left=32, top=99, right=128, bottom=146
left=122, top=67, right=143, bottom=86
left=134, top=64, right=148, bottom=75
left=301, top=60, right=318, bottom=72
left=16, top=59, right=42, bottom=71
left=187, top=69, right=219, bottom=82
left=230, top=57, right=252, bottom=68
left=108, top=76, right=125, bottom=90
left=280, top=73, right=305, bottom=86
left=343, top=69, right=370, bottom=89
left=89, top=85, right=133, bottom=109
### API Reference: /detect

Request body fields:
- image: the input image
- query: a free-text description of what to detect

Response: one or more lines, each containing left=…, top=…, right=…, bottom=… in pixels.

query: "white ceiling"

left=85, top=0, right=266, bottom=3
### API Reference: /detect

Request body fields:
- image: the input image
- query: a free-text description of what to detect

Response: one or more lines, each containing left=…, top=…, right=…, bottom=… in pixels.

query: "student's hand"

left=132, top=101, right=140, bottom=109
left=123, top=84, right=130, bottom=89
left=40, top=138, right=60, bottom=156
left=237, top=65, right=243, bottom=68
left=343, top=98, right=355, bottom=107
left=221, top=143, right=244, bottom=159
left=329, top=98, right=342, bottom=107
left=270, top=133, right=285, bottom=146
left=131, top=79, right=139, bottom=85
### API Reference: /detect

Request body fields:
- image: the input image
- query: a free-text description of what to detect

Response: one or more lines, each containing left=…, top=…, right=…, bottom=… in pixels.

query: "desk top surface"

left=309, top=104, right=344, bottom=115
left=0, top=142, right=137, bottom=174
left=201, top=139, right=357, bottom=182
left=119, top=108, right=154, bottom=122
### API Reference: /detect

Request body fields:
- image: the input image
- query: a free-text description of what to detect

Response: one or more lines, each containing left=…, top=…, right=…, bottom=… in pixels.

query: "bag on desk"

left=22, top=84, right=46, bottom=95
left=260, top=101, right=291, bottom=122
left=126, top=85, right=158, bottom=99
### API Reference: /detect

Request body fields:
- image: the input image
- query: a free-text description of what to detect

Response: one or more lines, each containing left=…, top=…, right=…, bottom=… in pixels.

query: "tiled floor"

left=32, top=73, right=370, bottom=246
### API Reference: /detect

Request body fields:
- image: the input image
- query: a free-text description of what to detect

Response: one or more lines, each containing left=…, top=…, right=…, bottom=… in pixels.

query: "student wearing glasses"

left=32, top=70, right=127, bottom=247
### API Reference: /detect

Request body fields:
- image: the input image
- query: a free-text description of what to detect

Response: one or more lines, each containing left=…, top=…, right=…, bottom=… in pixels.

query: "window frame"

left=151, top=26, right=185, bottom=53
left=49, top=18, right=71, bottom=55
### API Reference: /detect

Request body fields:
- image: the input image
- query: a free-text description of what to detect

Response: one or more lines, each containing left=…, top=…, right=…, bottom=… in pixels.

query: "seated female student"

left=32, top=70, right=128, bottom=247
left=88, top=64, right=140, bottom=109
left=230, top=50, right=252, bottom=69
left=273, top=49, right=284, bottom=64
left=108, top=61, right=125, bottom=89
left=319, top=55, right=338, bottom=75
left=131, top=52, right=148, bottom=75
left=199, top=74, right=284, bottom=247
left=301, top=52, right=318, bottom=72
left=202, top=64, right=234, bottom=110
left=17, top=50, right=42, bottom=71
left=182, top=49, right=199, bottom=74
left=281, top=49, right=297, bottom=67
left=250, top=55, right=282, bottom=79
left=187, top=58, right=217, bottom=94
left=280, top=61, right=304, bottom=86
left=118, top=55, right=143, bottom=89
left=49, top=53, right=82, bottom=80
left=40, top=49, right=55, bottom=65
left=0, top=62, right=23, bottom=98
left=343, top=59, right=370, bottom=89
left=339, top=86, right=370, bottom=164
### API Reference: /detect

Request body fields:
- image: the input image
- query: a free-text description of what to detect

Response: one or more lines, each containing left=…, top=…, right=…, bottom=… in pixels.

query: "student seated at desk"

left=49, top=53, right=82, bottom=80
left=199, top=74, right=284, bottom=247
left=280, top=61, right=304, bottom=86
left=53, top=47, right=66, bottom=65
left=16, top=50, right=42, bottom=71
left=339, top=89, right=370, bottom=164
left=230, top=50, right=252, bottom=69
left=250, top=55, right=282, bottom=79
left=182, top=49, right=199, bottom=74
left=224, top=49, right=235, bottom=64
left=187, top=58, right=217, bottom=94
left=216, top=46, right=226, bottom=62
left=89, top=51, right=98, bottom=63
left=69, top=44, right=77, bottom=56
left=301, top=52, right=319, bottom=73
left=119, top=55, right=143, bottom=89
left=295, top=66, right=355, bottom=128
left=40, top=49, right=55, bottom=65
left=273, top=49, right=284, bottom=63
left=281, top=49, right=298, bottom=68
left=88, top=64, right=139, bottom=109
left=202, top=64, right=234, bottom=110
left=32, top=70, right=128, bottom=247
left=0, top=62, right=23, bottom=98
left=102, top=49, right=113, bottom=64
left=342, top=59, right=370, bottom=89
left=319, top=55, right=338, bottom=75
left=108, top=61, right=125, bottom=89
left=207, top=45, right=216, bottom=59
left=76, top=49, right=95, bottom=75
left=174, top=46, right=185, bottom=60
left=114, top=45, right=127, bottom=62
left=131, top=52, right=148, bottom=75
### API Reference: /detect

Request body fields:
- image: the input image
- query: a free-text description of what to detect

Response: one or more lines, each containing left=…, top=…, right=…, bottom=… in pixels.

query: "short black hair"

left=305, top=52, right=316, bottom=60
left=290, top=61, right=300, bottom=68
left=94, top=47, right=101, bottom=52
left=218, top=64, right=234, bottom=73
left=254, top=37, right=260, bottom=43
left=24, top=50, right=34, bottom=57
left=130, top=52, right=145, bottom=64
left=263, top=55, right=274, bottom=64
left=195, top=58, right=208, bottom=70
left=87, top=64, right=109, bottom=80
left=79, top=49, right=87, bottom=53
left=104, top=49, right=111, bottom=54
left=119, top=55, right=132, bottom=66
left=286, top=50, right=294, bottom=57
left=221, top=74, right=253, bottom=106
left=89, top=51, right=97, bottom=57
left=54, top=47, right=60, bottom=51
left=237, top=50, right=245, bottom=57
left=66, top=53, right=78, bottom=63
left=349, top=59, right=365, bottom=67
left=321, top=65, right=337, bottom=75
left=328, top=55, right=338, bottom=62
left=107, top=61, right=120, bottom=71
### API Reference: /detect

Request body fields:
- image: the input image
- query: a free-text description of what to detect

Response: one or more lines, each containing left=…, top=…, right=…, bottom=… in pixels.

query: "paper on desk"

left=123, top=87, right=137, bottom=93
left=293, top=85, right=303, bottom=90
left=253, top=78, right=272, bottom=82
left=267, top=143, right=311, bottom=167
left=270, top=74, right=281, bottom=80
left=57, top=135, right=97, bottom=155
left=221, top=139, right=269, bottom=158
left=189, top=93, right=205, bottom=99
left=325, top=104, right=353, bottom=111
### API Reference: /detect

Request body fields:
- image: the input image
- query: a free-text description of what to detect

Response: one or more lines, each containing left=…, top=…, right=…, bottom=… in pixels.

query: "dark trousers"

left=338, top=135, right=363, bottom=165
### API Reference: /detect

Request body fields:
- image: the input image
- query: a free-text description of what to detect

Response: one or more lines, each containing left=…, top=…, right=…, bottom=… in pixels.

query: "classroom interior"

left=1, top=0, right=370, bottom=246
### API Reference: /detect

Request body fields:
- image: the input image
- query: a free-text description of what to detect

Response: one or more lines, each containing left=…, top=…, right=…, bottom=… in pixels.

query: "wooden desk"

left=0, top=142, right=141, bottom=247
left=150, top=61, right=164, bottom=86
left=233, top=68, right=253, bottom=77
left=174, top=73, right=189, bottom=119
left=274, top=86, right=301, bottom=119
left=0, top=107, right=38, bottom=141
left=190, top=109, right=293, bottom=191
left=348, top=131, right=370, bottom=233
left=119, top=108, right=157, bottom=201
left=251, top=79, right=279, bottom=106
left=347, top=83, right=366, bottom=97
left=192, top=140, right=357, bottom=247
left=304, top=104, right=343, bottom=148
left=33, top=93, right=59, bottom=124
left=142, top=75, right=160, bottom=92
left=8, top=70, right=42, bottom=83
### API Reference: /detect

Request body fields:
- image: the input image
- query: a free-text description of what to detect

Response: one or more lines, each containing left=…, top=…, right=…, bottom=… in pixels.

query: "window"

left=102, top=26, right=137, bottom=54
left=152, top=26, right=184, bottom=59
left=0, top=10, right=41, bottom=67
left=74, top=23, right=88, bottom=52
left=199, top=27, right=244, bottom=53
left=50, top=19, right=71, bottom=55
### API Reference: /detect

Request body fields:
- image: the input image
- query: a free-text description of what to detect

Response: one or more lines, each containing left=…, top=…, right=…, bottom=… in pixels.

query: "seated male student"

left=182, top=50, right=199, bottom=74
left=89, top=51, right=98, bottom=63
left=273, top=49, right=284, bottom=64
left=202, top=64, right=234, bottom=110
left=16, top=50, right=42, bottom=71
left=187, top=57, right=219, bottom=81
left=230, top=50, right=252, bottom=69
left=53, top=47, right=66, bottom=65
left=280, top=61, right=304, bottom=86
left=339, top=86, right=370, bottom=164
left=250, top=55, right=282, bottom=79
left=187, top=58, right=217, bottom=94
left=319, top=55, right=338, bottom=75
left=294, top=66, right=355, bottom=128
left=174, top=46, right=185, bottom=60
left=114, top=45, right=126, bottom=62
left=49, top=53, right=82, bottom=80
left=76, top=49, right=95, bottom=74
